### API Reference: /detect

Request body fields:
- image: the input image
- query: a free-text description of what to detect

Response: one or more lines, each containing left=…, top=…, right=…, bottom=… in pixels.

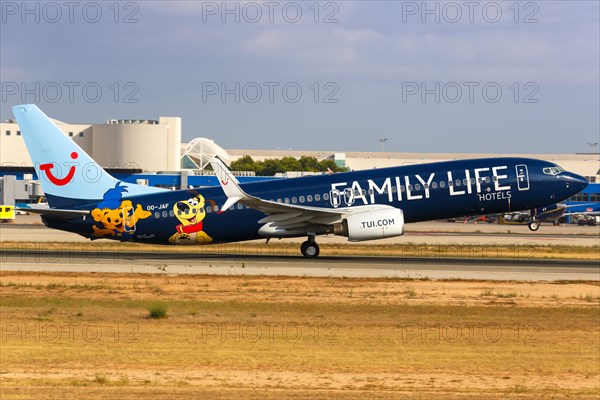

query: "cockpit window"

left=543, top=166, right=565, bottom=176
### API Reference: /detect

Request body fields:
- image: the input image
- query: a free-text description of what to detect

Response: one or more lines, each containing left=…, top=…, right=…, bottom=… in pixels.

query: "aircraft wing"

left=209, top=157, right=395, bottom=235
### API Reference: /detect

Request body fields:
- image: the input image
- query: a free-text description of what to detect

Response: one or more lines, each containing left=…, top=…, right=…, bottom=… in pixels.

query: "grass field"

left=0, top=271, right=599, bottom=399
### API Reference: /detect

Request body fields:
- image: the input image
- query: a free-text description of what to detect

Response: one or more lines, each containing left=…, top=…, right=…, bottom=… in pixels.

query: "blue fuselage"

left=45, top=157, right=587, bottom=245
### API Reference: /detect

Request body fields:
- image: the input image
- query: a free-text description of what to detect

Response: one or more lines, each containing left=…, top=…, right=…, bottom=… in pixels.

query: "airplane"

left=11, top=104, right=589, bottom=258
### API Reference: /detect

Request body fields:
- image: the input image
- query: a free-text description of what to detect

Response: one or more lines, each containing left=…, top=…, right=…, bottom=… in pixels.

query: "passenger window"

left=431, top=182, right=437, bottom=189
left=455, top=179, right=461, bottom=186
left=400, top=185, right=406, bottom=192
left=206, top=206, right=212, bottom=213
left=415, top=184, right=421, bottom=190
left=440, top=181, right=446, bottom=188
left=169, top=210, right=174, bottom=217
left=315, top=194, right=321, bottom=201
left=154, top=212, right=160, bottom=219
left=285, top=198, right=290, bottom=204
left=277, top=198, right=282, bottom=203
left=299, top=196, right=305, bottom=203
left=307, top=195, right=313, bottom=202
left=408, top=185, right=413, bottom=191
left=324, top=193, right=329, bottom=200
left=292, top=197, right=297, bottom=204
left=463, top=179, right=468, bottom=185
left=162, top=211, right=168, bottom=218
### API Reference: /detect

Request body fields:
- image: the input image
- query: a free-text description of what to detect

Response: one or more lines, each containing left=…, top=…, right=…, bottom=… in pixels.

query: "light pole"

left=587, top=142, right=598, bottom=154
left=379, top=137, right=388, bottom=152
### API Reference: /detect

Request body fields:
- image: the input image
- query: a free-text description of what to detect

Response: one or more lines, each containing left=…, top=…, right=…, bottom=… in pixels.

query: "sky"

left=1, top=0, right=599, bottom=154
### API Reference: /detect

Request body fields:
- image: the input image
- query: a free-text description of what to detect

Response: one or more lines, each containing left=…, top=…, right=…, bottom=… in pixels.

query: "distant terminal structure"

left=1, top=116, right=181, bottom=171
left=0, top=115, right=598, bottom=217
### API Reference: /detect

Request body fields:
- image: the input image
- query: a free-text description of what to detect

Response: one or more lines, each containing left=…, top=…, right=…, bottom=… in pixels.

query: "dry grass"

left=0, top=271, right=599, bottom=399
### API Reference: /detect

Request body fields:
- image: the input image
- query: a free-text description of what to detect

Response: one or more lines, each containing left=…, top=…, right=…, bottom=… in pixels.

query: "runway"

left=1, top=248, right=598, bottom=281
left=1, top=221, right=599, bottom=246
left=2, top=219, right=598, bottom=280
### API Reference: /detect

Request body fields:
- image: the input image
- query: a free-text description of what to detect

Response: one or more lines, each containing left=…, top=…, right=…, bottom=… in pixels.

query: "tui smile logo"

left=40, top=152, right=79, bottom=186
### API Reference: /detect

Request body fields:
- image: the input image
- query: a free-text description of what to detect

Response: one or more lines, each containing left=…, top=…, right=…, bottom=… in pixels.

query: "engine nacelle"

left=335, top=208, right=405, bottom=242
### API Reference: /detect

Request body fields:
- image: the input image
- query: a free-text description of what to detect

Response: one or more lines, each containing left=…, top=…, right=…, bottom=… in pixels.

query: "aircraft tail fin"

left=12, top=104, right=166, bottom=209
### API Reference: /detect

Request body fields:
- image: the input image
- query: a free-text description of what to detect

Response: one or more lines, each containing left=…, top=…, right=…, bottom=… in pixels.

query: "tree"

left=256, top=158, right=281, bottom=176
left=279, top=156, right=302, bottom=172
left=229, top=155, right=348, bottom=176
left=298, top=156, right=320, bottom=172
left=318, top=159, right=347, bottom=173
left=230, top=155, right=257, bottom=172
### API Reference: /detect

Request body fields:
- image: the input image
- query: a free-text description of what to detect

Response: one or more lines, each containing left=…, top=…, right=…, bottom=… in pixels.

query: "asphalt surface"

left=1, top=248, right=598, bottom=281
left=2, top=219, right=598, bottom=280
left=1, top=222, right=599, bottom=246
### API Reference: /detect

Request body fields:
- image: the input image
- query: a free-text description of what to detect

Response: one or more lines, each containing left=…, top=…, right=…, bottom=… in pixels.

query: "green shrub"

left=147, top=303, right=168, bottom=319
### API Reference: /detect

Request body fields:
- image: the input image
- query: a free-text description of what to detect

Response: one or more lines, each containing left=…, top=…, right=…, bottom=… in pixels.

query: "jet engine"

left=334, top=208, right=405, bottom=241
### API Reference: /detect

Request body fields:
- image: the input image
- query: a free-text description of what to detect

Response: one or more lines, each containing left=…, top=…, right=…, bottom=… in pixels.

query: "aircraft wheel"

left=301, top=241, right=320, bottom=258
left=528, top=221, right=540, bottom=231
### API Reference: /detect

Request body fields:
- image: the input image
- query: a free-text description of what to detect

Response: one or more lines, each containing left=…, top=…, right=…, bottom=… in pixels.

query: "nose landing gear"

left=528, top=220, right=540, bottom=231
left=528, top=209, right=540, bottom=231
left=300, top=236, right=320, bottom=258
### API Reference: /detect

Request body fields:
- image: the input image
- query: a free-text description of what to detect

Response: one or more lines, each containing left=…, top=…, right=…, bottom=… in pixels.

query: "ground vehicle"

left=577, top=215, right=598, bottom=226
left=0, top=205, right=15, bottom=223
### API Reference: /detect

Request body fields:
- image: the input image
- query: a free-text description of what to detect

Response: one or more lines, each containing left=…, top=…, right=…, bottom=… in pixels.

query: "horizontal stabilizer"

left=17, top=207, right=89, bottom=220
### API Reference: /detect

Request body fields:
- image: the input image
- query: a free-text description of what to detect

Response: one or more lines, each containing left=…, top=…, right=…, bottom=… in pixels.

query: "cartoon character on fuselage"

left=91, top=182, right=151, bottom=237
left=169, top=193, right=213, bottom=244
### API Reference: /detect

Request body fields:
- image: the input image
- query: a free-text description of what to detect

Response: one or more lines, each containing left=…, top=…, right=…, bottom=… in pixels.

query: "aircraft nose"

left=564, top=172, right=588, bottom=195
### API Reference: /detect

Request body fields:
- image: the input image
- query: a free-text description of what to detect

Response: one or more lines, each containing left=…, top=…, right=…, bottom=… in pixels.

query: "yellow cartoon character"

left=169, top=193, right=213, bottom=244
left=91, top=183, right=151, bottom=237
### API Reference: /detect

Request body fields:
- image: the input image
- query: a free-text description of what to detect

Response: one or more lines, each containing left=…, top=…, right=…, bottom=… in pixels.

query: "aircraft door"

left=344, top=188, right=355, bottom=206
left=516, top=164, right=530, bottom=191
left=330, top=189, right=342, bottom=208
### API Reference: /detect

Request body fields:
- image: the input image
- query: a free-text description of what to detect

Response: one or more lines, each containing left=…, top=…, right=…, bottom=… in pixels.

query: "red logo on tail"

left=40, top=152, right=78, bottom=186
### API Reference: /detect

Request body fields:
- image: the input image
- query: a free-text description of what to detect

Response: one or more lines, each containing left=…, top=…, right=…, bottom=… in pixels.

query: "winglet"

left=209, top=157, right=248, bottom=212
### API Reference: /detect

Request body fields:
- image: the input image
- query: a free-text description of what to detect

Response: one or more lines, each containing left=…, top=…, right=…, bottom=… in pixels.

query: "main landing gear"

left=300, top=236, right=320, bottom=258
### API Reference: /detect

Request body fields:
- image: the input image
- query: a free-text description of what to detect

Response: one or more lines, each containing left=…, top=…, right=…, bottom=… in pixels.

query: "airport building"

left=1, top=116, right=598, bottom=217
left=1, top=116, right=181, bottom=171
